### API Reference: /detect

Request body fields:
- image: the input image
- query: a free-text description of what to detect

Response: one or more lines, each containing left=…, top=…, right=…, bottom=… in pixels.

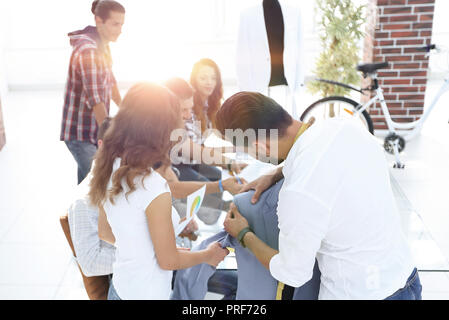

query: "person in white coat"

left=236, top=0, right=304, bottom=119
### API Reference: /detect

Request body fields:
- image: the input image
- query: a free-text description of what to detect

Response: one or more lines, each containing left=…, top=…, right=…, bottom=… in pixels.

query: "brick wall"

left=363, top=0, right=435, bottom=131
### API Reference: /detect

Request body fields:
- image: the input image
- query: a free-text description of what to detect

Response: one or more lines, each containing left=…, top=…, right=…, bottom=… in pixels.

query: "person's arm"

left=92, top=102, right=107, bottom=127
left=146, top=192, right=228, bottom=270
left=111, top=83, right=122, bottom=107
left=69, top=200, right=115, bottom=277
left=223, top=204, right=277, bottom=270
left=157, top=166, right=246, bottom=198
left=226, top=190, right=330, bottom=288
left=185, top=138, right=246, bottom=173
left=238, top=166, right=284, bottom=204
left=98, top=205, right=115, bottom=245
left=79, top=48, right=108, bottom=126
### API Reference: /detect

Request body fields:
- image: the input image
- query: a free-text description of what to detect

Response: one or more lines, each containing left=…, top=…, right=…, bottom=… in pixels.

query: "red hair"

left=88, top=82, right=182, bottom=206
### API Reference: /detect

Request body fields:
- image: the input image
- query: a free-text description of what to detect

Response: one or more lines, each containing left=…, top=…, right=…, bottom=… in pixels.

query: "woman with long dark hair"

left=173, top=59, right=246, bottom=184
left=89, top=82, right=228, bottom=300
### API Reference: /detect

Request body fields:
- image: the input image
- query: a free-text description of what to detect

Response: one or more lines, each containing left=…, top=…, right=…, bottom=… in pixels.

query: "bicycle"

left=300, top=44, right=449, bottom=169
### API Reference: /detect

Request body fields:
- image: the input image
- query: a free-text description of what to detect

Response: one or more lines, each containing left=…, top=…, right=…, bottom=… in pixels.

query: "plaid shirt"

left=60, top=26, right=116, bottom=145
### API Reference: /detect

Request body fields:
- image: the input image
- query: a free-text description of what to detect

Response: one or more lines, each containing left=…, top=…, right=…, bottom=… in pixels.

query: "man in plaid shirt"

left=61, top=0, right=125, bottom=184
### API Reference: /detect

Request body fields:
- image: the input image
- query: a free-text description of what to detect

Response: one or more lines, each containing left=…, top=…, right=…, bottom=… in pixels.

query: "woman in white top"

left=88, top=82, right=229, bottom=300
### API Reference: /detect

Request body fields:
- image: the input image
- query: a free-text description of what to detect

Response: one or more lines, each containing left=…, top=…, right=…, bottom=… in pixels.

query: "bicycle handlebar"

left=418, top=44, right=437, bottom=53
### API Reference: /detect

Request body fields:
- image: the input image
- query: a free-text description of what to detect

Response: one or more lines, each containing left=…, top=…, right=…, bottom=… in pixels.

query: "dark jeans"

left=110, top=270, right=237, bottom=300
left=207, top=270, right=238, bottom=300
left=173, top=163, right=222, bottom=182
left=65, top=140, right=97, bottom=184
left=385, top=268, right=422, bottom=300
left=173, top=163, right=227, bottom=224
left=171, top=269, right=237, bottom=300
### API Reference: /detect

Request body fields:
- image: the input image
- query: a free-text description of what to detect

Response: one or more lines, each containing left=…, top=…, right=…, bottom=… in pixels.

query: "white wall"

left=2, top=0, right=321, bottom=91
left=0, top=0, right=9, bottom=96
left=429, top=0, right=449, bottom=78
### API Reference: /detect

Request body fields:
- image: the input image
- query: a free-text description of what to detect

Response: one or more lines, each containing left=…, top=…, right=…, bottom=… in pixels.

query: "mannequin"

left=236, top=0, right=304, bottom=119
left=263, top=0, right=288, bottom=87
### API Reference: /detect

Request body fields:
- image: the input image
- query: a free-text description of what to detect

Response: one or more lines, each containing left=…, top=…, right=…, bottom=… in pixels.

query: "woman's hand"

left=230, top=161, right=248, bottom=174
left=222, top=176, right=248, bottom=195
left=178, top=219, right=199, bottom=241
left=204, top=242, right=229, bottom=267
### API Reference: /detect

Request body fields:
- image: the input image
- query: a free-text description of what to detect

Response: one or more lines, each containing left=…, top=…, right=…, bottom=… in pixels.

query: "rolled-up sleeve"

left=269, top=189, right=331, bottom=287
left=79, top=49, right=105, bottom=109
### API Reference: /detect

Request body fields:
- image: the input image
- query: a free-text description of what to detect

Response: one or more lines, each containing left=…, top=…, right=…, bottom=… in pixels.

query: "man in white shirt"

left=216, top=92, right=421, bottom=300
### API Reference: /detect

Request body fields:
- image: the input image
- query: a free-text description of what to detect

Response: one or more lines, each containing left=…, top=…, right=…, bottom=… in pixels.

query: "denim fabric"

left=65, top=140, right=97, bottom=184
left=174, top=163, right=221, bottom=182
left=385, top=268, right=422, bottom=300
left=171, top=180, right=321, bottom=300
left=107, top=281, right=122, bottom=300
left=173, top=163, right=225, bottom=225
left=207, top=270, right=238, bottom=300
left=233, top=180, right=320, bottom=300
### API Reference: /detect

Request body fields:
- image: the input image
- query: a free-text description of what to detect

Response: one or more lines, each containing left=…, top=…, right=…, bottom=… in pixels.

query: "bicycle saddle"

left=357, top=62, right=389, bottom=75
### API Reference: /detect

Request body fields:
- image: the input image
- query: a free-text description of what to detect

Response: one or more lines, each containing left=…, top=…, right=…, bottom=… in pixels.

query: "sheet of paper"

left=237, top=159, right=276, bottom=183
left=175, top=185, right=207, bottom=236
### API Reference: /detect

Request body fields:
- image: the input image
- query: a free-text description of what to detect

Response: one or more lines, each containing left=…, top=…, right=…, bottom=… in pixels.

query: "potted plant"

left=307, top=0, right=367, bottom=117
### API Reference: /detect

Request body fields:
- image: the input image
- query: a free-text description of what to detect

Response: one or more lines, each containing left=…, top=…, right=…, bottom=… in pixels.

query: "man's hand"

left=238, top=173, right=276, bottom=204
left=223, top=203, right=249, bottom=238
left=222, top=177, right=248, bottom=195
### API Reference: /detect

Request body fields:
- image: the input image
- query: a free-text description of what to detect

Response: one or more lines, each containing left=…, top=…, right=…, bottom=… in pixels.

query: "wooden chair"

left=59, top=213, right=110, bottom=300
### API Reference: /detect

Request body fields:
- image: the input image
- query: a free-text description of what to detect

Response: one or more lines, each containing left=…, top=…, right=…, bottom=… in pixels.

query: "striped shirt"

left=60, top=26, right=116, bottom=145
left=67, top=172, right=115, bottom=277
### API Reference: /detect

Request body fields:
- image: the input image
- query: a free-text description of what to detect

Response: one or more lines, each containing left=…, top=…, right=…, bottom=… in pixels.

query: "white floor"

left=1, top=80, right=449, bottom=299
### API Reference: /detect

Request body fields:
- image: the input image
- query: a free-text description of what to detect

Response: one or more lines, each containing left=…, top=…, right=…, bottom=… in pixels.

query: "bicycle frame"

left=355, top=73, right=449, bottom=141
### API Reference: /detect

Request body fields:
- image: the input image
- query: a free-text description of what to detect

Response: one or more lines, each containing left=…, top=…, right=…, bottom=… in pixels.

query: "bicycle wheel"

left=300, top=96, right=374, bottom=135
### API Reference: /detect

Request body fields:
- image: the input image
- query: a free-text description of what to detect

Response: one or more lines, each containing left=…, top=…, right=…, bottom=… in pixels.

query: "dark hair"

left=88, top=82, right=182, bottom=207
left=216, top=92, right=293, bottom=145
left=97, top=117, right=112, bottom=142
left=165, top=78, right=194, bottom=100
left=91, top=0, right=125, bottom=21
left=190, top=58, right=223, bottom=133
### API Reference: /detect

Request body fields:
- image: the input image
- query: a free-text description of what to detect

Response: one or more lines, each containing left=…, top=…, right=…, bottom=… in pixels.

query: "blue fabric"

left=107, top=281, right=122, bottom=300
left=174, top=163, right=222, bottom=182
left=207, top=270, right=238, bottom=300
left=65, top=140, right=97, bottom=184
left=171, top=179, right=321, bottom=300
left=384, top=268, right=422, bottom=300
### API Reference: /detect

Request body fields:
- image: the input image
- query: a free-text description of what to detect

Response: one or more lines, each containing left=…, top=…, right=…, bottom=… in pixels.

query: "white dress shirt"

left=67, top=174, right=116, bottom=277
left=269, top=118, right=415, bottom=299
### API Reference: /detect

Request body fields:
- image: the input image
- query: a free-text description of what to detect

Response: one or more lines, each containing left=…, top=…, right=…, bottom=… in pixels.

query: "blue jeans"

left=173, top=163, right=226, bottom=225
left=207, top=270, right=238, bottom=300
left=173, top=163, right=221, bottom=182
left=107, top=281, right=121, bottom=300
left=65, top=140, right=97, bottom=184
left=385, top=268, right=422, bottom=300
